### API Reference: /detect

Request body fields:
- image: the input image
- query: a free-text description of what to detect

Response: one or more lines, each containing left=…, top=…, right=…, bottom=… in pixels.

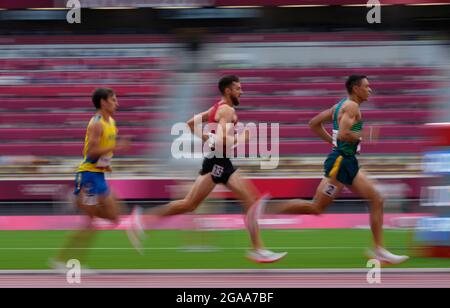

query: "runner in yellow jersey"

left=51, top=88, right=129, bottom=269
left=74, top=87, right=128, bottom=221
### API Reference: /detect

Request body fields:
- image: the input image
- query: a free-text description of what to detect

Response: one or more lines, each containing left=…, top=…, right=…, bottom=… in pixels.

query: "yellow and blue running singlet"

left=78, top=114, right=117, bottom=173
left=74, top=114, right=117, bottom=202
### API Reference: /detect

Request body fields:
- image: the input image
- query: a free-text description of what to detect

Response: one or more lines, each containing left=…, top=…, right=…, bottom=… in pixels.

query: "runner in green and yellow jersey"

left=269, top=75, right=409, bottom=265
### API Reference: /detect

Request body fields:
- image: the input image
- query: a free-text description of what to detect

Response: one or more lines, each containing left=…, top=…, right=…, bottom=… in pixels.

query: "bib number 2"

left=323, top=183, right=338, bottom=197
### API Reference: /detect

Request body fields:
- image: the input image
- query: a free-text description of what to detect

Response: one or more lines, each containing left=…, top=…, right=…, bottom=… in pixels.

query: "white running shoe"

left=366, top=247, right=409, bottom=265
left=247, top=249, right=288, bottom=264
left=127, top=206, right=144, bottom=255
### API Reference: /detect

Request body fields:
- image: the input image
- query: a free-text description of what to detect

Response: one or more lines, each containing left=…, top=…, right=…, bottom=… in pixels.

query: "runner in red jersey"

left=128, top=75, right=286, bottom=263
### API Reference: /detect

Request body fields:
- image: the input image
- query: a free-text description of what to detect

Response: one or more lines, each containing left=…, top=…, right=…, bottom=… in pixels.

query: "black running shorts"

left=199, top=157, right=237, bottom=184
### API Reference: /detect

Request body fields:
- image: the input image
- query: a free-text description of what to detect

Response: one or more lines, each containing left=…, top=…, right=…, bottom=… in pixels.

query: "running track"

left=0, top=269, right=449, bottom=288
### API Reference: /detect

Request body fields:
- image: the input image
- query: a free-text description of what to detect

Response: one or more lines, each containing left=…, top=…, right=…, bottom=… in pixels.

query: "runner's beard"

left=231, top=95, right=240, bottom=106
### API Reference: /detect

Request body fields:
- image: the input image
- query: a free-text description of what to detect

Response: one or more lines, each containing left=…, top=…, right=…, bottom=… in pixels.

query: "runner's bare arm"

left=187, top=108, right=211, bottom=143
left=309, top=107, right=334, bottom=144
left=338, top=103, right=361, bottom=143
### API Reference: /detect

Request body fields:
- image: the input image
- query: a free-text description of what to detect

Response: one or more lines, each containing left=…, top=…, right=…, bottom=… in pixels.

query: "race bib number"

left=82, top=194, right=98, bottom=206
left=208, top=133, right=216, bottom=150
left=332, top=129, right=338, bottom=147
left=81, top=185, right=98, bottom=206
left=323, top=183, right=338, bottom=197
left=356, top=137, right=362, bottom=154
left=96, top=155, right=112, bottom=168
left=211, top=164, right=224, bottom=178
